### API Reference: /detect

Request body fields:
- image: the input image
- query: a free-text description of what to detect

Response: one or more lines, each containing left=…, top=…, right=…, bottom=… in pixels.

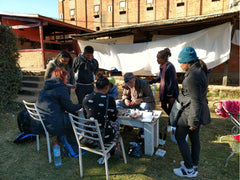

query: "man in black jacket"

left=73, top=46, right=99, bottom=105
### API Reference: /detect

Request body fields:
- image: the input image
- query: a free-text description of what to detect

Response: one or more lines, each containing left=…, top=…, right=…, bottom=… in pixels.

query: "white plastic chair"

left=68, top=113, right=127, bottom=180
left=22, top=100, right=52, bottom=163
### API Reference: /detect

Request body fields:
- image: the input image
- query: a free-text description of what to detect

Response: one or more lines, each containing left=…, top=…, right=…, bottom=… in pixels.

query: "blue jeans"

left=116, top=100, right=150, bottom=111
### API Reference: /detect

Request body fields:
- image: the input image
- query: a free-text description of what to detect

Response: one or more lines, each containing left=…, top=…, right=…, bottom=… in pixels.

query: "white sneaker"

left=97, top=153, right=111, bottom=165
left=173, top=166, right=197, bottom=178
left=180, top=161, right=198, bottom=172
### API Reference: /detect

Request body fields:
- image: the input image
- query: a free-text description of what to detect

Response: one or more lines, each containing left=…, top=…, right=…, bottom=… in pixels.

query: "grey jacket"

left=177, top=61, right=211, bottom=127
left=44, top=59, right=75, bottom=85
left=122, top=78, right=156, bottom=110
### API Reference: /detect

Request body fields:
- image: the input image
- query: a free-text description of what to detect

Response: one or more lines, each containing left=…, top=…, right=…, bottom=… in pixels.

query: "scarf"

left=160, top=62, right=170, bottom=101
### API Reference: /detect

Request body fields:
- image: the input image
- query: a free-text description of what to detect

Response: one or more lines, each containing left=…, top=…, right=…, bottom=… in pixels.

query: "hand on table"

left=131, top=98, right=142, bottom=106
left=125, top=99, right=132, bottom=106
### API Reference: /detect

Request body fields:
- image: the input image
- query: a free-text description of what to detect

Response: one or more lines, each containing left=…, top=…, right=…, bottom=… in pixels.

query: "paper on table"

left=152, top=110, right=162, bottom=119
left=141, top=111, right=153, bottom=122
left=141, top=118, right=153, bottom=122
left=155, top=148, right=166, bottom=157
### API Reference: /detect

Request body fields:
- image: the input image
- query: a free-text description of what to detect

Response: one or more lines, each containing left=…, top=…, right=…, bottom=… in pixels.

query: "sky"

left=0, top=0, right=59, bottom=19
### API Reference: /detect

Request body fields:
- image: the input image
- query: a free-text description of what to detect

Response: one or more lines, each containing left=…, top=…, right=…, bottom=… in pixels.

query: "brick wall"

left=58, top=0, right=238, bottom=83
left=19, top=50, right=43, bottom=68
left=59, top=0, right=229, bottom=30
left=212, top=43, right=240, bottom=73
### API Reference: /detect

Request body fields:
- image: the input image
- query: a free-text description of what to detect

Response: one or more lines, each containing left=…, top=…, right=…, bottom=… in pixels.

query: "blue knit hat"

left=178, top=46, right=198, bottom=63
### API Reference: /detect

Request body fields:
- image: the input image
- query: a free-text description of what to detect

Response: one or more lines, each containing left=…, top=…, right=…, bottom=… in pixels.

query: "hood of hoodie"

left=43, top=76, right=65, bottom=90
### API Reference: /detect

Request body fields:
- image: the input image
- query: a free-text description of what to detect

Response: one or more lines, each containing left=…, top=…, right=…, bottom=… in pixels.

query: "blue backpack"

left=14, top=132, right=37, bottom=144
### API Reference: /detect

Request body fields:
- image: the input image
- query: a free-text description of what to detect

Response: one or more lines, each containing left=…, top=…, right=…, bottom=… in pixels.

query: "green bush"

left=0, top=24, right=22, bottom=108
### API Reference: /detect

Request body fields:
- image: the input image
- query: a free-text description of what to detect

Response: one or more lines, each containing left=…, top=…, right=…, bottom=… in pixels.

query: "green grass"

left=0, top=95, right=239, bottom=180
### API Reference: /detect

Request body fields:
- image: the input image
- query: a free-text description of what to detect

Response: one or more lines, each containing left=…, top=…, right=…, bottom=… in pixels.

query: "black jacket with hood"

left=32, top=77, right=81, bottom=135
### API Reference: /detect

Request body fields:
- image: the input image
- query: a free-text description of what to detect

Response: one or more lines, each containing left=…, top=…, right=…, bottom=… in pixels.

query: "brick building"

left=58, top=0, right=239, bottom=85
left=58, top=0, right=231, bottom=31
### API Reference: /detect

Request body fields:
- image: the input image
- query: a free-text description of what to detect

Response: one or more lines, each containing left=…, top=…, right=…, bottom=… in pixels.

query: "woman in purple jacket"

left=149, top=48, right=179, bottom=115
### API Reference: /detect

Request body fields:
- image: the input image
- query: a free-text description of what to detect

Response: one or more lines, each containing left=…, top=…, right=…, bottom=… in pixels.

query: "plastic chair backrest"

left=69, top=113, right=106, bottom=152
left=22, top=100, right=52, bottom=163
left=69, top=113, right=127, bottom=180
left=22, top=100, right=48, bottom=133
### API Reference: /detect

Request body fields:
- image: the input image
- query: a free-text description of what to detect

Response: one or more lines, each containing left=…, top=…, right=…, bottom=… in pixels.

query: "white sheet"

left=232, top=29, right=240, bottom=46
left=78, top=22, right=232, bottom=75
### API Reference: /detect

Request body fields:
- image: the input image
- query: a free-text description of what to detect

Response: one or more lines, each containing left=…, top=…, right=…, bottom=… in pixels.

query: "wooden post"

left=39, top=21, right=45, bottom=69
left=222, top=61, right=228, bottom=86
left=166, top=0, right=169, bottom=19
left=85, top=0, right=88, bottom=29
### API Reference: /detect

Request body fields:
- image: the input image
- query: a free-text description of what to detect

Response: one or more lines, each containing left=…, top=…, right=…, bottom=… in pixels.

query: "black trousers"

left=75, top=83, right=94, bottom=105
left=161, top=99, right=173, bottom=115
left=175, top=126, right=200, bottom=169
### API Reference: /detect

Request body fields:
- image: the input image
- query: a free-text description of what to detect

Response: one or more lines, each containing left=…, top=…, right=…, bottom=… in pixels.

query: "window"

left=147, top=0, right=153, bottom=3
left=94, top=14, right=100, bottom=18
left=70, top=9, right=75, bottom=16
left=120, top=1, right=126, bottom=8
left=94, top=5, right=100, bottom=13
left=60, top=13, right=63, bottom=19
left=177, top=2, right=184, bottom=7
left=119, top=11, right=126, bottom=15
left=108, top=6, right=112, bottom=12
left=147, top=7, right=153, bottom=11
left=96, top=27, right=100, bottom=31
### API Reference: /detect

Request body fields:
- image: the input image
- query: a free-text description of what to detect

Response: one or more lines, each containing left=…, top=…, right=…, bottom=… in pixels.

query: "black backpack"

left=14, top=108, right=37, bottom=144
left=17, top=108, right=32, bottom=133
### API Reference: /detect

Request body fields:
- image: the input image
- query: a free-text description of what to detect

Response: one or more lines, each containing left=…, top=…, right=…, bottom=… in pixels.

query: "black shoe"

left=123, top=126, right=133, bottom=132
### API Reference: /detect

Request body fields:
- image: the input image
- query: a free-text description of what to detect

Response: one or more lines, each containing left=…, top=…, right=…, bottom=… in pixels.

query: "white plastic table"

left=117, top=111, right=162, bottom=156
left=77, top=109, right=162, bottom=156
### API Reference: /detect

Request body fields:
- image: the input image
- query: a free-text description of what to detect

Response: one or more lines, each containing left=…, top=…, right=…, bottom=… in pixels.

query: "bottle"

left=53, top=142, right=61, bottom=166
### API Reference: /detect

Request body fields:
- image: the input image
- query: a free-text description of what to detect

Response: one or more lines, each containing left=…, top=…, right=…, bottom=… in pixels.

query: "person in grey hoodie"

left=44, top=50, right=75, bottom=86
left=173, top=47, right=211, bottom=178
left=73, top=46, right=99, bottom=105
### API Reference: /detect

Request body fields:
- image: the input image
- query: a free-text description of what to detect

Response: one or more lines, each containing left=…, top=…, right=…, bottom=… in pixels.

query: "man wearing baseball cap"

left=116, top=72, right=155, bottom=111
